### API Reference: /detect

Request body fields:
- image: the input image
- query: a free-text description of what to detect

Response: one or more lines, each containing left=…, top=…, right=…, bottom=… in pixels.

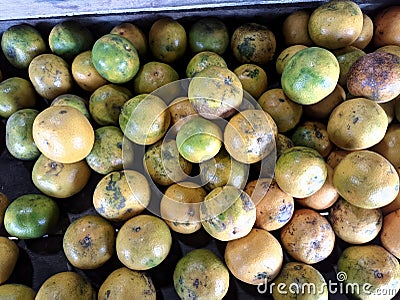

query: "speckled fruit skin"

left=188, top=66, right=243, bottom=119
left=234, top=63, right=268, bottom=99
left=327, top=97, right=388, bottom=150
left=291, top=121, right=333, bottom=157
left=280, top=208, right=335, bottom=264
left=347, top=52, right=400, bottom=103
left=92, top=33, right=140, bottom=84
left=245, top=179, right=294, bottom=231
left=329, top=197, right=382, bottom=244
left=272, top=262, right=328, bottom=300
left=275, top=146, right=327, bottom=198
left=98, top=267, right=156, bottom=300
left=48, top=20, right=93, bottom=61
left=189, top=17, right=229, bottom=55
left=308, top=0, right=363, bottom=49
left=0, top=237, right=19, bottom=285
left=231, top=23, right=276, bottom=64
left=116, top=214, right=172, bottom=270
left=333, top=150, right=400, bottom=209
left=35, top=272, right=96, bottom=300
left=225, top=228, right=283, bottom=285
left=224, top=109, right=277, bottom=164
left=1, top=24, right=46, bottom=69
left=173, top=249, right=229, bottom=300
left=28, top=54, right=73, bottom=100
left=186, top=51, right=227, bottom=78
left=6, top=109, right=40, bottom=160
left=200, top=186, right=256, bottom=241
left=0, top=284, right=36, bottom=299
left=119, top=94, right=170, bottom=146
left=32, top=154, right=91, bottom=198
left=149, top=18, right=187, bottom=64
left=63, top=215, right=115, bottom=269
left=85, top=126, right=125, bottom=174
left=4, top=194, right=59, bottom=239
left=0, top=77, right=36, bottom=118
left=144, top=139, right=192, bottom=186
left=93, top=170, right=150, bottom=222
left=89, top=84, right=132, bottom=126
left=337, top=245, right=400, bottom=300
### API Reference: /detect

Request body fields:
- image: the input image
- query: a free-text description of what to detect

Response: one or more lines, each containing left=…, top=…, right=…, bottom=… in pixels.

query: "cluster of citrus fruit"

left=1, top=0, right=400, bottom=299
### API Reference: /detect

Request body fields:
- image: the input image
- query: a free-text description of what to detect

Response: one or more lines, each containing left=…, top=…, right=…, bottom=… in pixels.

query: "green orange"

left=92, top=34, right=140, bottom=84
left=281, top=47, right=339, bottom=105
left=176, top=116, right=222, bottom=163
left=4, top=194, right=59, bottom=239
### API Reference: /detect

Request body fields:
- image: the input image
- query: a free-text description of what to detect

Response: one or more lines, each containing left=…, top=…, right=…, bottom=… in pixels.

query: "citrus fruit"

left=231, top=23, right=276, bottom=64
left=176, top=115, right=222, bottom=164
left=32, top=106, right=95, bottom=164
left=327, top=97, right=388, bottom=150
left=92, top=33, right=140, bottom=84
left=32, top=154, right=91, bottom=198
left=188, top=17, right=229, bottom=54
left=28, top=54, right=73, bottom=100
left=174, top=249, right=229, bottom=300
left=6, top=108, right=40, bottom=160
left=149, top=18, right=187, bottom=63
left=337, top=245, right=400, bottom=300
left=0, top=237, right=19, bottom=284
left=281, top=47, right=339, bottom=105
left=116, top=214, right=172, bottom=270
left=1, top=24, right=46, bottom=69
left=224, top=228, right=283, bottom=285
left=98, top=267, right=156, bottom=300
left=188, top=66, right=243, bottom=119
left=119, top=94, right=170, bottom=146
left=275, top=146, right=327, bottom=198
left=200, top=186, right=256, bottom=241
left=280, top=208, right=335, bottom=264
left=224, top=109, right=277, bottom=164
left=93, top=170, right=150, bottom=222
left=308, top=0, right=363, bottom=49
left=63, top=214, right=115, bottom=269
left=333, top=150, right=399, bottom=209
left=35, top=272, right=95, bottom=300
left=4, top=194, right=59, bottom=239
left=0, top=77, right=36, bottom=118
left=48, top=20, right=93, bottom=61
